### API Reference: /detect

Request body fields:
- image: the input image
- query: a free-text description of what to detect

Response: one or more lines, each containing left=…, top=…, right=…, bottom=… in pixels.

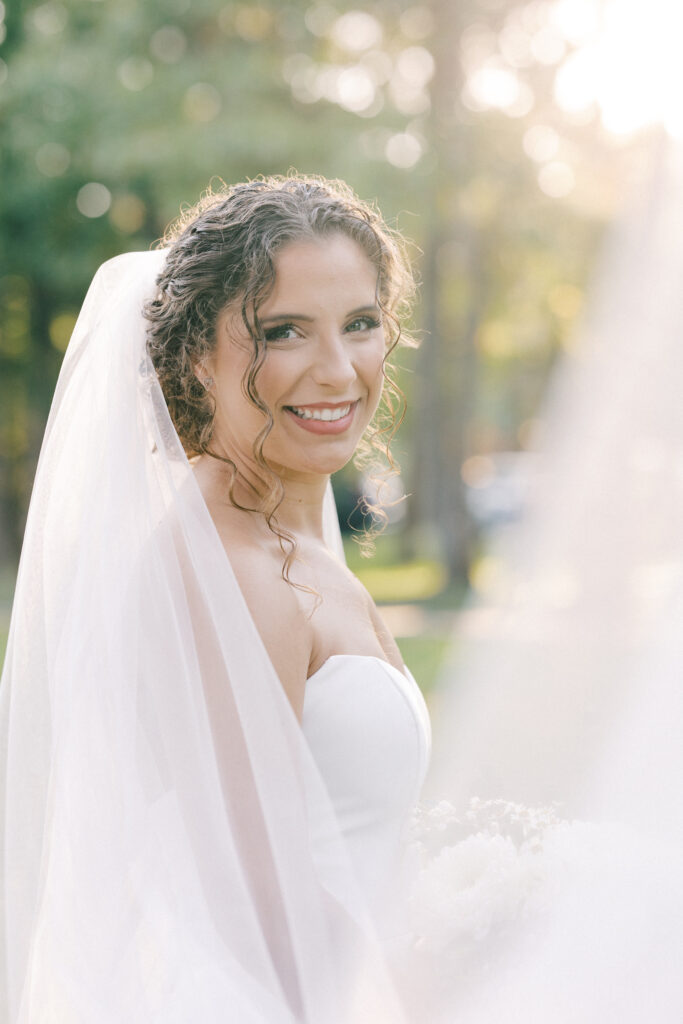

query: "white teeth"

left=290, top=404, right=352, bottom=422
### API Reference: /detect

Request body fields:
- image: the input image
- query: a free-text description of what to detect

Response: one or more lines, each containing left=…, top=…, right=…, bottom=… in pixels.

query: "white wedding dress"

left=302, top=655, right=431, bottom=913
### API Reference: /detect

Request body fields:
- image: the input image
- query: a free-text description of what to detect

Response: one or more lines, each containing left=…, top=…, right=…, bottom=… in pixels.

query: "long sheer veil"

left=0, top=250, right=405, bottom=1023
left=416, top=133, right=683, bottom=1021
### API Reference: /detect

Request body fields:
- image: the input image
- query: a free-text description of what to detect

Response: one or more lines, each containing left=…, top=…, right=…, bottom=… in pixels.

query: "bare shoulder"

left=217, top=513, right=314, bottom=720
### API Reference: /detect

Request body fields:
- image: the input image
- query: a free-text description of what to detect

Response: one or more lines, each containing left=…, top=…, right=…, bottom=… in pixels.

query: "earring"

left=202, top=376, right=214, bottom=390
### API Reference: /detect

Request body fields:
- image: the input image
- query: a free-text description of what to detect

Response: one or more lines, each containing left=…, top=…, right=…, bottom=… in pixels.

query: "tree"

left=0, top=0, right=609, bottom=577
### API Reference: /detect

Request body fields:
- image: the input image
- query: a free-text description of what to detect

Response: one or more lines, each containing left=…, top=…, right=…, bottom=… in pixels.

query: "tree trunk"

left=410, top=0, right=480, bottom=581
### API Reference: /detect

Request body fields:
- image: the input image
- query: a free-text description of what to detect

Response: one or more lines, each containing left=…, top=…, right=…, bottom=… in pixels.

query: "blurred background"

left=0, top=0, right=670, bottom=685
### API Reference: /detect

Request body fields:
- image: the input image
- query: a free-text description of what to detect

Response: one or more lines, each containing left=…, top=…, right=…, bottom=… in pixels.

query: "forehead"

left=264, top=233, right=378, bottom=307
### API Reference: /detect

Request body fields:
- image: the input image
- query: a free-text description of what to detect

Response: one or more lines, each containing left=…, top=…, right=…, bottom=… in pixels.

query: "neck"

left=195, top=451, right=330, bottom=541
left=272, top=477, right=330, bottom=538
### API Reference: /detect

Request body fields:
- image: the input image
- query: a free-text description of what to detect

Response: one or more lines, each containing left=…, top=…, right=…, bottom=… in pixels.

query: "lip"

left=288, top=400, right=358, bottom=410
left=284, top=399, right=360, bottom=435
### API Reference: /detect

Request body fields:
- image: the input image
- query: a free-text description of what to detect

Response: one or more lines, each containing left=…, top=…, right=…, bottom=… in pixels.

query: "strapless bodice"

left=301, top=655, right=431, bottom=910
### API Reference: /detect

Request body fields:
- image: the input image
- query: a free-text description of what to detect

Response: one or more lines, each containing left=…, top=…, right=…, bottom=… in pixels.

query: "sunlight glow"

left=330, top=11, right=383, bottom=53
left=552, top=0, right=683, bottom=137
left=385, top=132, right=423, bottom=168
left=465, top=0, right=683, bottom=139
left=465, top=62, right=523, bottom=112
left=335, top=66, right=377, bottom=112
left=523, top=124, right=560, bottom=162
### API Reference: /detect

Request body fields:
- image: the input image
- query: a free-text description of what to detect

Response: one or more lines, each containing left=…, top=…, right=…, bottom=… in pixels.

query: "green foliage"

left=0, top=0, right=609, bottom=572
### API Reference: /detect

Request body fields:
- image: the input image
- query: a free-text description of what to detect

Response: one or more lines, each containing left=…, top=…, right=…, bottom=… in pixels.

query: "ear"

left=194, top=362, right=215, bottom=392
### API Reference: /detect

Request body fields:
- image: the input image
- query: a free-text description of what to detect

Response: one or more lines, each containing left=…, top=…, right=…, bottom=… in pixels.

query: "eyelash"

left=347, top=315, right=382, bottom=333
left=263, top=316, right=382, bottom=343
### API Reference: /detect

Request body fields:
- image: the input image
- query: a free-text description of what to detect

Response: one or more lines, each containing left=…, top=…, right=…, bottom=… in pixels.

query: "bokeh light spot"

left=118, top=57, right=154, bottom=91
left=547, top=283, right=583, bottom=320
left=461, top=455, right=495, bottom=489
left=395, top=46, right=435, bottom=88
left=468, top=554, right=510, bottom=599
left=460, top=22, right=498, bottom=74
left=359, top=50, right=393, bottom=86
left=550, top=0, right=599, bottom=46
left=498, top=22, right=533, bottom=68
left=304, top=4, right=337, bottom=37
left=183, top=83, right=222, bottom=122
left=529, top=25, right=566, bottom=65
left=76, top=183, right=112, bottom=218
left=109, top=194, right=146, bottom=234
left=49, top=312, right=78, bottom=353
left=554, top=48, right=597, bottom=114
left=477, top=321, right=516, bottom=359
left=399, top=6, right=434, bottom=41
left=538, top=161, right=575, bottom=198
left=465, top=63, right=521, bottom=111
left=31, top=2, right=67, bottom=36
left=283, top=55, right=319, bottom=104
left=385, top=132, right=423, bottom=169
left=150, top=25, right=187, bottom=63
left=0, top=278, right=30, bottom=360
left=505, top=81, right=534, bottom=118
left=35, top=142, right=71, bottom=177
left=523, top=125, right=560, bottom=162
left=389, top=72, right=430, bottom=116
left=330, top=11, right=383, bottom=53
left=336, top=66, right=376, bottom=112
left=234, top=5, right=273, bottom=42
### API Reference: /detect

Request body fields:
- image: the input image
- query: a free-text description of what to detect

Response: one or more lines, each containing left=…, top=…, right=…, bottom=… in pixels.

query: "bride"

left=0, top=175, right=429, bottom=1023
left=146, top=180, right=413, bottom=713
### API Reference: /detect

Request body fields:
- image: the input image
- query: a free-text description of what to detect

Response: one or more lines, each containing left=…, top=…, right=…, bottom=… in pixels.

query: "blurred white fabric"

left=410, top=133, right=683, bottom=1021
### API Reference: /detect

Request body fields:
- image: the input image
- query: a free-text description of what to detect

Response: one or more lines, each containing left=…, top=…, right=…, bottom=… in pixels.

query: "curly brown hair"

left=144, top=174, right=416, bottom=576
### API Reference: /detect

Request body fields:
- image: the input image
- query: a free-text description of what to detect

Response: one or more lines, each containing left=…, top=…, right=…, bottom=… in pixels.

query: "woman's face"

left=205, top=232, right=386, bottom=482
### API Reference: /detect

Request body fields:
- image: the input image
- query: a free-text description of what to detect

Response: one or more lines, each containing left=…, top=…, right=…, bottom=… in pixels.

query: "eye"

left=263, top=322, right=300, bottom=343
left=345, top=315, right=382, bottom=334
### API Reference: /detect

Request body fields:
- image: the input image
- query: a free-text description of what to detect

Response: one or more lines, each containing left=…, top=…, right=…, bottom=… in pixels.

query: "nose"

left=311, top=330, right=357, bottom=390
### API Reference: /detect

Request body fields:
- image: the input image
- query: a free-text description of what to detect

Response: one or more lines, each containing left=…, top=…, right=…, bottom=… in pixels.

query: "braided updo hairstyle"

left=144, top=174, right=416, bottom=574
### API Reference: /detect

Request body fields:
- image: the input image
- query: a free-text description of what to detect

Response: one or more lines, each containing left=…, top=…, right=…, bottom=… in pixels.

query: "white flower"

left=408, top=832, right=543, bottom=955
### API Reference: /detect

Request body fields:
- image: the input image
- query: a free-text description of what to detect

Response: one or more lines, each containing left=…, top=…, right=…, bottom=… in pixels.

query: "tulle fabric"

left=0, top=251, right=406, bottom=1023
left=406, top=134, right=683, bottom=1021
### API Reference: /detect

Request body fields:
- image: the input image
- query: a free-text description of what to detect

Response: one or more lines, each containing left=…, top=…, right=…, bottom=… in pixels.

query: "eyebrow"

left=259, top=304, right=381, bottom=325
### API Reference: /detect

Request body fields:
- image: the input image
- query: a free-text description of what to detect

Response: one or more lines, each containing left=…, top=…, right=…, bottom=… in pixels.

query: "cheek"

left=252, top=355, right=295, bottom=406
left=363, top=345, right=387, bottom=396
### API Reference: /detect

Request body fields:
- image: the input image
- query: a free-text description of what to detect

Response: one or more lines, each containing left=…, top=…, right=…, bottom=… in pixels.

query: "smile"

left=290, top=404, right=351, bottom=421
left=284, top=400, right=360, bottom=435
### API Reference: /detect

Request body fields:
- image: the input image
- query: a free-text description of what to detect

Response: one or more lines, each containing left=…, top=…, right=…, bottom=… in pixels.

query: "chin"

left=267, top=444, right=359, bottom=480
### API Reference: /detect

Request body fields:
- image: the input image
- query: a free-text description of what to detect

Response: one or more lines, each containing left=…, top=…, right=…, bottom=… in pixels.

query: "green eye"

left=346, top=316, right=382, bottom=333
left=264, top=323, right=299, bottom=342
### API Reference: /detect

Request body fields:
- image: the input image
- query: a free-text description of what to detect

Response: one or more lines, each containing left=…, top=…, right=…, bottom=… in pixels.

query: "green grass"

left=396, top=634, right=453, bottom=694
left=343, top=531, right=466, bottom=696
left=354, top=558, right=448, bottom=603
left=344, top=532, right=456, bottom=603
